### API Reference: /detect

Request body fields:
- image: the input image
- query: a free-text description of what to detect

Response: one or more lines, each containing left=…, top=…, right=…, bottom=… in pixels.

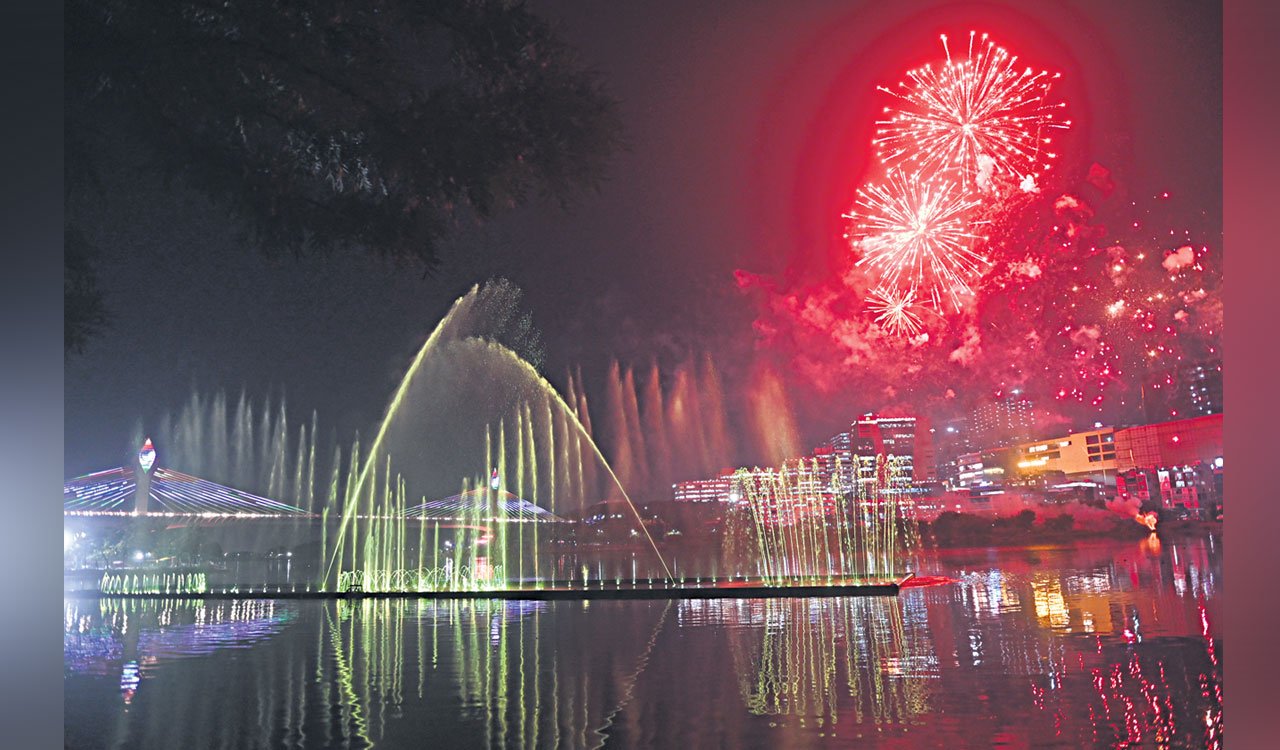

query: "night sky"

left=64, top=0, right=1222, bottom=479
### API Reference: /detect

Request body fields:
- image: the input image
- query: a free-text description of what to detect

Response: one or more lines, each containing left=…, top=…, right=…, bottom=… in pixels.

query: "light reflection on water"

left=64, top=535, right=1221, bottom=749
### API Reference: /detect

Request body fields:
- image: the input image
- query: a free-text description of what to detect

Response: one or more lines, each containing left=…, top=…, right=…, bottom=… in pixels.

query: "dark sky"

left=64, top=0, right=1221, bottom=478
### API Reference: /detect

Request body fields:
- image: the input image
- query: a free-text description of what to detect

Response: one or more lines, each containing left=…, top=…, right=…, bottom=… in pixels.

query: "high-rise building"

left=741, top=458, right=838, bottom=527
left=1141, top=359, right=1223, bottom=423
left=970, top=390, right=1035, bottom=449
left=853, top=414, right=936, bottom=485
left=815, top=430, right=854, bottom=492
left=671, top=460, right=838, bottom=528
left=815, top=414, right=938, bottom=497
left=932, top=417, right=973, bottom=488
left=676, top=413, right=940, bottom=509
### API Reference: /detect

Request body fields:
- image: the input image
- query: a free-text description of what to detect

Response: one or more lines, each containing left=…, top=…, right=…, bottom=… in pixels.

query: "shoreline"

left=918, top=510, right=1220, bottom=549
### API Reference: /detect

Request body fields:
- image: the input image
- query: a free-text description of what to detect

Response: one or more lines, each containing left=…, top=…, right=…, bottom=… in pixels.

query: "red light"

left=1172, top=436, right=1180, bottom=443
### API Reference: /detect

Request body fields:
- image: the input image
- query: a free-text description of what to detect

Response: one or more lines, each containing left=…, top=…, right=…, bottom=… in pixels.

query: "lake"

left=64, top=533, right=1221, bottom=748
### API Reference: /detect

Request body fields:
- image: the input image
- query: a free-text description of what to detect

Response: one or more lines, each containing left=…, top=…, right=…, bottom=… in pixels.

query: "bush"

left=1044, top=515, right=1075, bottom=532
left=1011, top=510, right=1037, bottom=532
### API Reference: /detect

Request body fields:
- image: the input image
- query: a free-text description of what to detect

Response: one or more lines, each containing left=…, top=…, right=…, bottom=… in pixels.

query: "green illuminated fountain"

left=295, top=279, right=919, bottom=596
left=72, top=280, right=918, bottom=599
left=727, top=454, right=918, bottom=584
left=319, top=281, right=671, bottom=593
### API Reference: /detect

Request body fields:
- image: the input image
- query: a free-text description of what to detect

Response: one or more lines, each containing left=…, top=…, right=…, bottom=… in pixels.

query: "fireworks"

left=873, top=31, right=1070, bottom=190
left=866, top=287, right=924, bottom=337
left=739, top=30, right=1219, bottom=423
left=746, top=170, right=1221, bottom=418
left=845, top=31, right=1066, bottom=333
left=847, top=168, right=990, bottom=313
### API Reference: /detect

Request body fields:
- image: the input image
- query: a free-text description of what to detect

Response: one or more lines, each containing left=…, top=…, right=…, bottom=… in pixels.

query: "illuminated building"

left=1112, top=413, right=1224, bottom=517
left=674, top=461, right=842, bottom=529
left=954, top=447, right=1016, bottom=490
left=675, top=413, right=940, bottom=513
left=1116, top=464, right=1221, bottom=514
left=1113, top=413, right=1223, bottom=472
left=856, top=413, right=936, bottom=483
left=814, top=429, right=854, bottom=490
left=953, top=414, right=1225, bottom=509
left=955, top=451, right=985, bottom=488
left=1010, top=427, right=1118, bottom=488
left=731, top=459, right=838, bottom=528
left=969, top=390, right=1034, bottom=448
left=672, top=461, right=836, bottom=520
left=1141, top=358, right=1222, bottom=423
left=672, top=471, right=737, bottom=504
left=932, top=417, right=973, bottom=488
left=815, top=413, right=937, bottom=496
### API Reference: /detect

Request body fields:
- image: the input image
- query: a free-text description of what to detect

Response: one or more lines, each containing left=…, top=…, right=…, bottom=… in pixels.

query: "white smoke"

left=975, top=154, right=996, bottom=193
left=1070, top=325, right=1102, bottom=356
left=1011, top=259, right=1042, bottom=278
left=1163, top=245, right=1195, bottom=271
left=948, top=325, right=983, bottom=366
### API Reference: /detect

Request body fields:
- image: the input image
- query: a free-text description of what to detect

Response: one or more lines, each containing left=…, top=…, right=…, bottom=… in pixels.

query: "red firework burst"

left=866, top=287, right=925, bottom=337
left=846, top=168, right=991, bottom=313
left=873, top=31, right=1070, bottom=191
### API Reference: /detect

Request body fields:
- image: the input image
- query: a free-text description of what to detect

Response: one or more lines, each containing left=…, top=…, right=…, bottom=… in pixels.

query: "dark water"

left=64, top=534, right=1221, bottom=749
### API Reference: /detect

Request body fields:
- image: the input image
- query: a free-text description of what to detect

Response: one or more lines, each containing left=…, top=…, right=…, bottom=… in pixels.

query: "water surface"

left=64, top=534, right=1221, bottom=748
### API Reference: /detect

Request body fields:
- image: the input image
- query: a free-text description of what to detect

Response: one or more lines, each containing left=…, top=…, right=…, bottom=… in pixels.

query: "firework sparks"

left=745, top=175, right=1221, bottom=419
left=867, top=287, right=924, bottom=336
left=874, top=31, right=1070, bottom=190
left=847, top=168, right=991, bottom=313
left=741, top=25, right=1217, bottom=420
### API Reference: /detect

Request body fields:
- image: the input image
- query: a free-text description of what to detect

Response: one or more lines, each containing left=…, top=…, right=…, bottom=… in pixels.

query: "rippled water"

left=64, top=534, right=1221, bottom=749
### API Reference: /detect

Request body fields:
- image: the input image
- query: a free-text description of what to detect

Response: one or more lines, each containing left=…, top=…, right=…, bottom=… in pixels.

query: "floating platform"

left=68, top=574, right=913, bottom=601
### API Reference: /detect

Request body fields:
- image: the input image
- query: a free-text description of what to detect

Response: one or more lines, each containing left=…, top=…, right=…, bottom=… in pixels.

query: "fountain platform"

left=68, top=574, right=913, bottom=601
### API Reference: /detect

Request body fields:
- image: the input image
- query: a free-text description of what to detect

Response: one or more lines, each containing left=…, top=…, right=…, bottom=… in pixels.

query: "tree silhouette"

left=66, top=0, right=623, bottom=350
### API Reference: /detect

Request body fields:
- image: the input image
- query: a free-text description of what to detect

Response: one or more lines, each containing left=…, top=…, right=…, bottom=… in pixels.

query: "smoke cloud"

left=1163, top=245, right=1195, bottom=271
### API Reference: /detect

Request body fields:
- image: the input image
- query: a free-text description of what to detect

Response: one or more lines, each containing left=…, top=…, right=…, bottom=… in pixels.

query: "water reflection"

left=65, top=536, right=1222, bottom=749
left=64, top=599, right=292, bottom=680
left=1022, top=615, right=1223, bottom=748
left=678, top=597, right=933, bottom=727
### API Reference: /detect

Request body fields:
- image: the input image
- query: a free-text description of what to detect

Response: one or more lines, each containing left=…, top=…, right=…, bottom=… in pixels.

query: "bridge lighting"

left=138, top=438, right=156, bottom=473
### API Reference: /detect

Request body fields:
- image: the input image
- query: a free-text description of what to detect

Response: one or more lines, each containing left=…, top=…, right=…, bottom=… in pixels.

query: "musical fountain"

left=72, top=280, right=918, bottom=600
